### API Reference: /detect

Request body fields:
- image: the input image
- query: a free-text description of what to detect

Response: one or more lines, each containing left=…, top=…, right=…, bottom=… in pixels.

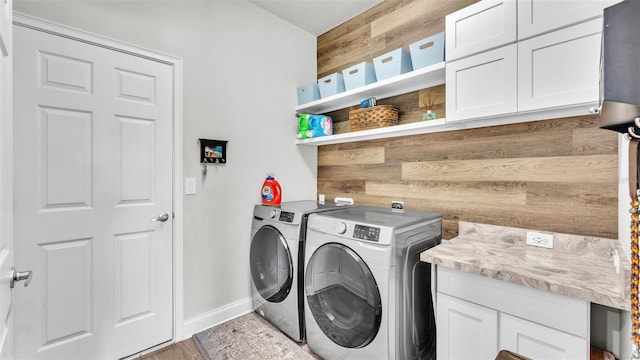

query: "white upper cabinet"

left=445, top=0, right=605, bottom=123
left=517, top=17, right=602, bottom=112
left=446, top=44, right=517, bottom=122
left=518, top=0, right=621, bottom=40
left=445, top=0, right=517, bottom=61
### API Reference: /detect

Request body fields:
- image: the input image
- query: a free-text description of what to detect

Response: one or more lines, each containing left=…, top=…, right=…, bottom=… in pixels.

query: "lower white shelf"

left=295, top=119, right=450, bottom=146
left=294, top=102, right=597, bottom=146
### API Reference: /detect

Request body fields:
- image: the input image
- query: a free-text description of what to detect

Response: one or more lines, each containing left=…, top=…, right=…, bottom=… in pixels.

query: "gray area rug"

left=192, top=312, right=318, bottom=360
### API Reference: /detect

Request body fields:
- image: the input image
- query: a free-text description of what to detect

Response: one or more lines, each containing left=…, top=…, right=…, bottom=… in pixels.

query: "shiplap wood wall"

left=316, top=0, right=618, bottom=240
left=317, top=0, right=477, bottom=79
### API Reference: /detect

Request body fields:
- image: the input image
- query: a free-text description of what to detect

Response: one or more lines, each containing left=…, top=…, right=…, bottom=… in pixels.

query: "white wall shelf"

left=295, top=102, right=597, bottom=146
left=296, top=62, right=446, bottom=114
left=295, top=119, right=450, bottom=146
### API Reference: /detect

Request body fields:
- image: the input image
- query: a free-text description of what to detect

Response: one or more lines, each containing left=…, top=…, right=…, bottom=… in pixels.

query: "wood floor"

left=137, top=339, right=203, bottom=360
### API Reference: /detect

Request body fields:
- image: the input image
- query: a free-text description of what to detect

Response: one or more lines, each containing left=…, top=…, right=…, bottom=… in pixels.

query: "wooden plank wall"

left=316, top=0, right=618, bottom=240
left=317, top=0, right=477, bottom=79
left=318, top=0, right=477, bottom=135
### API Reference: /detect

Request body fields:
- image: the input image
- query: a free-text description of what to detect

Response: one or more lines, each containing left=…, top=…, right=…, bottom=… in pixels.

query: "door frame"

left=12, top=12, right=185, bottom=345
left=0, top=0, right=13, bottom=358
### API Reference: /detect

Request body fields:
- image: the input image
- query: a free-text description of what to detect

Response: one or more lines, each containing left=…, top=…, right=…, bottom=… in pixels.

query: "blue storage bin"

left=317, top=73, right=346, bottom=98
left=342, top=62, right=377, bottom=91
left=410, top=32, right=445, bottom=69
left=296, top=82, right=320, bottom=105
left=373, top=48, right=413, bottom=81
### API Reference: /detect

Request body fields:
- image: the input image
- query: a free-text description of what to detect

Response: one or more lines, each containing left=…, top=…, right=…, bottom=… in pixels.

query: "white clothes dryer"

left=304, top=206, right=441, bottom=359
left=250, top=200, right=349, bottom=342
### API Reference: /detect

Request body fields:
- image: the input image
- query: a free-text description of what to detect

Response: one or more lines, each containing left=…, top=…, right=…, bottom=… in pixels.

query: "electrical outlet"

left=526, top=231, right=553, bottom=249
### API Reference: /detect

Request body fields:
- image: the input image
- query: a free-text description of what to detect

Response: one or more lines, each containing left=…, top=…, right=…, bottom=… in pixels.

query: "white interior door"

left=13, top=23, right=174, bottom=359
left=0, top=0, right=14, bottom=358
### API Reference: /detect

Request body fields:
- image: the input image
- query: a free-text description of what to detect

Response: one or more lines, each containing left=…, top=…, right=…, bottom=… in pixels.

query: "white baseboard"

left=181, top=297, right=253, bottom=340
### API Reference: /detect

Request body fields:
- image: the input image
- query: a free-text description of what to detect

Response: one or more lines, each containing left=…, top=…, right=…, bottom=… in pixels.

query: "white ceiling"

left=248, top=0, right=384, bottom=36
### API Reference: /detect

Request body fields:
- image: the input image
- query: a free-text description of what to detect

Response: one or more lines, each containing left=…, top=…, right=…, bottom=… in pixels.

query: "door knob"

left=150, top=212, right=170, bottom=222
left=10, top=267, right=32, bottom=289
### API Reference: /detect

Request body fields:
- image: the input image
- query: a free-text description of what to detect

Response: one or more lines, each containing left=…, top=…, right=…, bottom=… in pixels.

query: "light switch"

left=185, top=178, right=196, bottom=195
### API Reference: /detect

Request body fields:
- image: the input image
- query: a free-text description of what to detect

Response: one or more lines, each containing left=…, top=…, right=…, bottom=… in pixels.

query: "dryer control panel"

left=353, top=224, right=380, bottom=242
left=307, top=215, right=394, bottom=246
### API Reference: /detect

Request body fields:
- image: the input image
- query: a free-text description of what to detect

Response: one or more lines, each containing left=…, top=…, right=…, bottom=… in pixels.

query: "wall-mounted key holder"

left=199, top=139, right=228, bottom=175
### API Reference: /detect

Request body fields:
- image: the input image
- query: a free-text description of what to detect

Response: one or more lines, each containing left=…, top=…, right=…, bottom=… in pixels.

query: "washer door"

left=250, top=225, right=293, bottom=303
left=305, top=243, right=382, bottom=349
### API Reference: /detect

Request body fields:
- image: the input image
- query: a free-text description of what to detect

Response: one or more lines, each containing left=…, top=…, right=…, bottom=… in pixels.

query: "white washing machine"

left=250, top=200, right=349, bottom=342
left=304, top=206, right=441, bottom=360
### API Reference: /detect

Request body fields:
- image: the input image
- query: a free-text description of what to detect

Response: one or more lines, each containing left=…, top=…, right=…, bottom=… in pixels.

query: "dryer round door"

left=250, top=225, right=293, bottom=303
left=305, top=243, right=382, bottom=349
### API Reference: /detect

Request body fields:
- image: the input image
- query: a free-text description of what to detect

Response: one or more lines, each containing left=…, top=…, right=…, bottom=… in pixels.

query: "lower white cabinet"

left=500, top=314, right=588, bottom=359
left=436, top=267, right=589, bottom=360
left=437, top=293, right=498, bottom=360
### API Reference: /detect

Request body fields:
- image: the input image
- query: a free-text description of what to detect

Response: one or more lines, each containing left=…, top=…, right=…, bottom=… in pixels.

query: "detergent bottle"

left=297, top=114, right=311, bottom=139
left=308, top=115, right=333, bottom=137
left=261, top=173, right=282, bottom=205
left=297, top=114, right=333, bottom=139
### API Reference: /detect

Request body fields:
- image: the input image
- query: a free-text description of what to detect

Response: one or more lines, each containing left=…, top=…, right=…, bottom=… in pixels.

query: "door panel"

left=14, top=24, right=173, bottom=359
left=41, top=239, right=92, bottom=347
left=116, top=69, right=156, bottom=103
left=115, top=231, right=153, bottom=324
left=305, top=243, right=382, bottom=349
left=117, top=116, right=155, bottom=202
left=40, top=51, right=93, bottom=93
left=250, top=226, right=293, bottom=302
left=41, top=107, right=93, bottom=208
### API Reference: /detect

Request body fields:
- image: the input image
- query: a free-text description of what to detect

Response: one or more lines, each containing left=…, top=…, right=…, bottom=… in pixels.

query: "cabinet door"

left=446, top=0, right=517, bottom=61
left=517, top=18, right=602, bottom=112
left=500, top=314, right=588, bottom=359
left=437, top=293, right=499, bottom=360
left=446, top=44, right=517, bottom=122
left=518, top=0, right=620, bottom=40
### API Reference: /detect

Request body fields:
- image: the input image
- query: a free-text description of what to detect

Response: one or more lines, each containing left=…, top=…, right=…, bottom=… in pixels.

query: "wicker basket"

left=349, top=105, right=399, bottom=131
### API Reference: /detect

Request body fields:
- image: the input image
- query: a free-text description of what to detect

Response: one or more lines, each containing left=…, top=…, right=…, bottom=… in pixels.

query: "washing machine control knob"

left=269, top=209, right=277, bottom=219
left=337, top=222, right=348, bottom=234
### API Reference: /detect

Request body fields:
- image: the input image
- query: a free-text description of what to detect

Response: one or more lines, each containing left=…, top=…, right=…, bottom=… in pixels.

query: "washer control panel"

left=253, top=205, right=301, bottom=225
left=353, top=224, right=380, bottom=242
left=278, top=211, right=295, bottom=223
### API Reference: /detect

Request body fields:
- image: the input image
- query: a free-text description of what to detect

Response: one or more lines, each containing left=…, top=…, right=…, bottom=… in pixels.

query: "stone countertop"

left=421, top=221, right=630, bottom=311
